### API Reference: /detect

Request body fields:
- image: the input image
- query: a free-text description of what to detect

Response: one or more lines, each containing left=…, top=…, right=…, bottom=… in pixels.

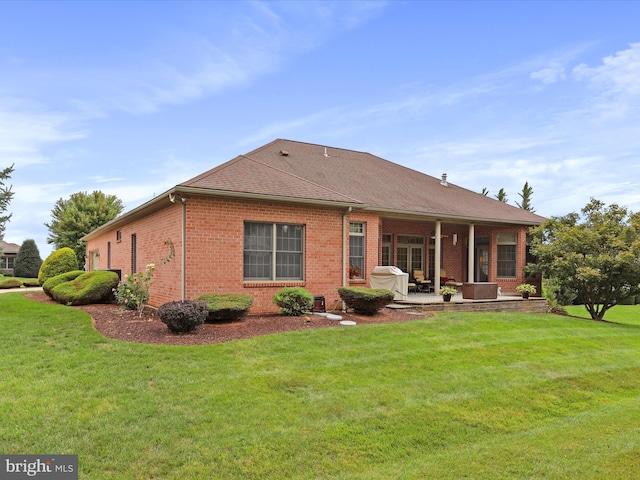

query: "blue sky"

left=1, top=1, right=639, bottom=258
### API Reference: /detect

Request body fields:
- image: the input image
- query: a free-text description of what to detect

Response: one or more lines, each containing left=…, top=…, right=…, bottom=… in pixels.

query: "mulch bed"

left=24, top=291, right=428, bottom=346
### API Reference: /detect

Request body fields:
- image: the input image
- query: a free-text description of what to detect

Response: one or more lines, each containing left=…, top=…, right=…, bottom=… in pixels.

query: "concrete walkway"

left=0, top=286, right=43, bottom=294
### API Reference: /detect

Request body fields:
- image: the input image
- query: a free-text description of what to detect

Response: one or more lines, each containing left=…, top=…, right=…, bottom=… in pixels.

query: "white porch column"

left=434, top=220, right=442, bottom=293
left=467, top=224, right=475, bottom=283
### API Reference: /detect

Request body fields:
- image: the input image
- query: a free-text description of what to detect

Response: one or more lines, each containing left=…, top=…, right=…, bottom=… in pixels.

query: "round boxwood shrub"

left=50, top=270, right=119, bottom=305
left=38, top=247, right=79, bottom=285
left=273, top=287, right=313, bottom=316
left=194, top=293, right=253, bottom=322
left=338, top=286, right=395, bottom=315
left=0, top=278, right=23, bottom=289
left=158, top=300, right=209, bottom=333
left=42, top=270, right=85, bottom=298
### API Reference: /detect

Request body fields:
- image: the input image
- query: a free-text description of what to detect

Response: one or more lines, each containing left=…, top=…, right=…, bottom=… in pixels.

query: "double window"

left=0, top=256, right=14, bottom=270
left=244, top=222, right=304, bottom=280
left=497, top=233, right=517, bottom=278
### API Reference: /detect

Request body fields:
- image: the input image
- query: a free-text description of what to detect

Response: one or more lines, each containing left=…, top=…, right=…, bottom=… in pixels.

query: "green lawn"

left=565, top=303, right=640, bottom=326
left=2, top=292, right=640, bottom=479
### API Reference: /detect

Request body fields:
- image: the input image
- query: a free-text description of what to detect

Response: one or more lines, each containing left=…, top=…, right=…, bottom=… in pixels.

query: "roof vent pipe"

left=441, top=173, right=448, bottom=186
left=324, top=147, right=329, bottom=157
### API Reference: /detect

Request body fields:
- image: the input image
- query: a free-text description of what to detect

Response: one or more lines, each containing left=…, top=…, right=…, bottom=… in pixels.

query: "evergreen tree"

left=0, top=164, right=14, bottom=242
left=495, top=188, right=508, bottom=203
left=13, top=239, right=43, bottom=278
left=480, top=187, right=489, bottom=196
left=516, top=181, right=535, bottom=212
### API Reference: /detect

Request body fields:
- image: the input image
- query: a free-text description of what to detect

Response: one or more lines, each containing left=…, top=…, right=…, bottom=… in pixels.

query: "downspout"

left=170, top=192, right=187, bottom=300
left=181, top=198, right=186, bottom=300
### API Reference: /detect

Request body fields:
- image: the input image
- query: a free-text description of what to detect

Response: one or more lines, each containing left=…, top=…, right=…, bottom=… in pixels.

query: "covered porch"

left=376, top=216, right=533, bottom=297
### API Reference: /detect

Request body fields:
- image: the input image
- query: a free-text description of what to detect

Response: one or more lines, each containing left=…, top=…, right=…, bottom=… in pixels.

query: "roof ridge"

left=264, top=138, right=374, bottom=157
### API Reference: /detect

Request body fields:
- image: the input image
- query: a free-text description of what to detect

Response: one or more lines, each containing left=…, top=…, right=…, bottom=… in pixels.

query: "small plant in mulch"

left=158, top=300, right=209, bottom=334
left=273, top=287, right=313, bottom=316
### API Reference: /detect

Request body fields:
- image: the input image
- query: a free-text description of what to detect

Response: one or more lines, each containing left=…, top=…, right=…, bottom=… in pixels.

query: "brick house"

left=83, top=139, right=545, bottom=313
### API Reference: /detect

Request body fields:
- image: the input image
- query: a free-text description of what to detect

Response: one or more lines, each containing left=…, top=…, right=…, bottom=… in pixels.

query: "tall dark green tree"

left=480, top=187, right=489, bottom=196
left=495, top=188, right=508, bottom=203
left=13, top=239, right=43, bottom=278
left=516, top=181, right=535, bottom=212
left=45, top=191, right=124, bottom=266
left=527, top=198, right=640, bottom=320
left=0, top=164, right=14, bottom=242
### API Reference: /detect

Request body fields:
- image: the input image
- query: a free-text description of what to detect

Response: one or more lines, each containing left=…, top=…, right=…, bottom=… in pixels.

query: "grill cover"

left=369, top=266, right=409, bottom=301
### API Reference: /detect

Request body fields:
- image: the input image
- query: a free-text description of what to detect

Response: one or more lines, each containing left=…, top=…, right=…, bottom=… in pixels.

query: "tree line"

left=481, top=181, right=535, bottom=212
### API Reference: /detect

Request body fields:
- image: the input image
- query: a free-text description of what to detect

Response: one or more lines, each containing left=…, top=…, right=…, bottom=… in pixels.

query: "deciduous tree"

left=527, top=198, right=640, bottom=320
left=45, top=191, right=124, bottom=266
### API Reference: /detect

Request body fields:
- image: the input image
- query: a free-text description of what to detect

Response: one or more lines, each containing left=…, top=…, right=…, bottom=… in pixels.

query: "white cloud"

left=573, top=43, right=640, bottom=96
left=0, top=102, right=85, bottom=168
left=571, top=43, right=640, bottom=120
left=531, top=62, right=567, bottom=85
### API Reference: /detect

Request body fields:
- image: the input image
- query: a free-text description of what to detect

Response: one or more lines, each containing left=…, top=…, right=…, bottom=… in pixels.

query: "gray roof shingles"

left=180, top=139, right=545, bottom=225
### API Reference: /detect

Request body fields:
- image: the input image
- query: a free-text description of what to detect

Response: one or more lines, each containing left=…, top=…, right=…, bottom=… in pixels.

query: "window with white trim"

left=1, top=256, right=14, bottom=269
left=497, top=233, right=517, bottom=278
left=349, top=222, right=365, bottom=279
left=244, top=222, right=304, bottom=280
left=381, top=234, right=393, bottom=266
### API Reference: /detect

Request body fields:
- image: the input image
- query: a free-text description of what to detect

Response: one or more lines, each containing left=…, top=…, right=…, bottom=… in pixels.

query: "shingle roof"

left=180, top=139, right=545, bottom=225
left=0, top=240, right=20, bottom=255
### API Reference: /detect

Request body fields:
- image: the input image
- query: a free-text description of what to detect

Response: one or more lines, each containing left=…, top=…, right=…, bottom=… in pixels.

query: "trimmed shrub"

left=38, top=247, right=79, bottom=285
left=50, top=270, right=119, bottom=306
left=13, top=239, right=43, bottom=278
left=0, top=278, right=23, bottom=289
left=158, top=300, right=208, bottom=333
left=338, top=287, right=395, bottom=315
left=273, top=287, right=313, bottom=316
left=42, top=270, right=85, bottom=298
left=194, top=293, right=253, bottom=322
left=22, top=278, right=41, bottom=287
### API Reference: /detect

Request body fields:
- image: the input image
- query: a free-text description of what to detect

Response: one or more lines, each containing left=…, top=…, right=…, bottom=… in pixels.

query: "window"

left=398, top=235, right=424, bottom=274
left=349, top=222, right=365, bottom=279
left=381, top=234, right=393, bottom=266
left=497, top=233, right=517, bottom=277
left=116, top=230, right=122, bottom=242
left=131, top=233, right=137, bottom=274
left=244, top=222, right=304, bottom=280
left=1, top=256, right=13, bottom=269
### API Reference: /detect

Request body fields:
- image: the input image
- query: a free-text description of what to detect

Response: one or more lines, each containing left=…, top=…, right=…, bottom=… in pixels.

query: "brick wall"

left=85, top=202, right=184, bottom=307
left=87, top=196, right=383, bottom=313
left=86, top=194, right=533, bottom=313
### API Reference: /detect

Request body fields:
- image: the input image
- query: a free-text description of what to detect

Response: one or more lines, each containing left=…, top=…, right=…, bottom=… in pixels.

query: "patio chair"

left=412, top=269, right=433, bottom=292
left=440, top=269, right=463, bottom=290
